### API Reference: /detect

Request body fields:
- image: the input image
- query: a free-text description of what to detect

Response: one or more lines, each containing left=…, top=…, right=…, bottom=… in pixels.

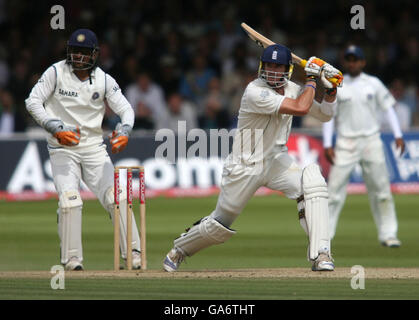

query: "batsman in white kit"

left=164, top=44, right=343, bottom=272
left=25, top=29, right=142, bottom=270
left=323, top=46, right=405, bottom=248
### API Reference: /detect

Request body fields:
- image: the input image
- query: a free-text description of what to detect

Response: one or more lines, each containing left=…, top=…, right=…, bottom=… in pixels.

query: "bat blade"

left=241, top=22, right=304, bottom=66
left=241, top=22, right=274, bottom=48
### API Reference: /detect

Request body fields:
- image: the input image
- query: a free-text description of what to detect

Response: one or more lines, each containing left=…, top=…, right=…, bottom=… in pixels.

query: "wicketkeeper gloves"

left=43, top=118, right=81, bottom=146
left=109, top=122, right=132, bottom=154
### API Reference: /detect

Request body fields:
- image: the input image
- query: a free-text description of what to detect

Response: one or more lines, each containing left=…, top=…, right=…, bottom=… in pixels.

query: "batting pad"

left=174, top=217, right=236, bottom=256
left=58, top=190, right=83, bottom=264
left=302, top=164, right=330, bottom=261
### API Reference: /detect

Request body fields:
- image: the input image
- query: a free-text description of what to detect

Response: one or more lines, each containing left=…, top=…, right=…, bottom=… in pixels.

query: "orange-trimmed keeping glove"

left=54, top=127, right=81, bottom=146
left=109, top=123, right=132, bottom=154
left=44, top=119, right=81, bottom=146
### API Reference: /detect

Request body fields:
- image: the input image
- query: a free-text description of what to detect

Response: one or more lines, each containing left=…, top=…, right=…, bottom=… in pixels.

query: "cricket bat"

left=241, top=22, right=342, bottom=87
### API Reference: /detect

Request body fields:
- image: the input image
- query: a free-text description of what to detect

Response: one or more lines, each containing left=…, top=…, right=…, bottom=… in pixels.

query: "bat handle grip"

left=327, top=77, right=341, bottom=86
left=300, top=59, right=343, bottom=87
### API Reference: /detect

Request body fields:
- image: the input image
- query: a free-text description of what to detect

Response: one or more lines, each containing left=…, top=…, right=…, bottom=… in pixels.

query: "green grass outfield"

left=0, top=194, right=418, bottom=300
left=1, top=277, right=418, bottom=300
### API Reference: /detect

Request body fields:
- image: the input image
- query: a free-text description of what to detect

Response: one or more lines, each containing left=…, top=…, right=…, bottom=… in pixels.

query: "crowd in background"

left=0, top=0, right=418, bottom=136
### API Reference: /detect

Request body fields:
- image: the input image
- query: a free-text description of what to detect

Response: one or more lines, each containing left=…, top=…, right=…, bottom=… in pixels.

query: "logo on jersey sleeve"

left=260, top=89, right=270, bottom=99
left=92, top=92, right=99, bottom=100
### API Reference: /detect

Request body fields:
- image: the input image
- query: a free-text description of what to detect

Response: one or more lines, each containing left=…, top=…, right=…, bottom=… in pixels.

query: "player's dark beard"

left=70, top=54, right=93, bottom=69
left=345, top=58, right=363, bottom=77
left=66, top=46, right=98, bottom=70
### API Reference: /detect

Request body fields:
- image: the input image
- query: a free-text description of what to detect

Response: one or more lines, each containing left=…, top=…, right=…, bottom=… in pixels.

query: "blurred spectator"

left=403, top=82, right=418, bottom=116
left=380, top=79, right=411, bottom=131
left=179, top=55, right=216, bottom=106
left=220, top=41, right=256, bottom=126
left=201, top=77, right=228, bottom=113
left=160, top=30, right=189, bottom=71
left=133, top=33, right=156, bottom=70
left=369, top=46, right=396, bottom=85
left=163, top=92, right=198, bottom=132
left=98, top=42, right=116, bottom=74
left=0, top=90, right=15, bottom=136
left=156, top=55, right=181, bottom=95
left=217, top=16, right=243, bottom=61
left=222, top=41, right=256, bottom=76
left=132, top=101, right=155, bottom=130
left=198, top=96, right=231, bottom=130
left=7, top=60, right=30, bottom=132
left=222, top=69, right=254, bottom=126
left=114, top=54, right=139, bottom=92
left=314, top=31, right=339, bottom=66
left=0, top=0, right=416, bottom=133
left=125, top=72, right=168, bottom=130
left=195, top=32, right=222, bottom=75
left=259, top=15, right=288, bottom=47
left=0, top=47, right=9, bottom=88
left=198, top=77, right=231, bottom=129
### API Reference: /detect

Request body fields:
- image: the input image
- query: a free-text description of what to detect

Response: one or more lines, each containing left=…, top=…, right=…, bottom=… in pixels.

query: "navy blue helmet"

left=258, top=44, right=294, bottom=88
left=344, top=45, right=365, bottom=60
left=66, top=29, right=99, bottom=70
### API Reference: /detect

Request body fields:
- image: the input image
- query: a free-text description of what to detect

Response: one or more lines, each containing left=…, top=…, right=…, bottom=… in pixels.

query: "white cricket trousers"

left=49, top=144, right=140, bottom=264
left=328, top=133, right=398, bottom=242
left=210, top=146, right=303, bottom=226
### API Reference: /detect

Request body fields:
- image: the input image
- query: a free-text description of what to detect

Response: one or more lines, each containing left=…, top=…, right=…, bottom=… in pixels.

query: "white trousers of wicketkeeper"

left=328, top=132, right=398, bottom=242
left=207, top=145, right=331, bottom=261
left=49, top=144, right=141, bottom=265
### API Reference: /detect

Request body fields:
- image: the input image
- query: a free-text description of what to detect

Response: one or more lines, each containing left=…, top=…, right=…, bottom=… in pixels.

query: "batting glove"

left=322, top=64, right=343, bottom=88
left=304, top=56, right=326, bottom=77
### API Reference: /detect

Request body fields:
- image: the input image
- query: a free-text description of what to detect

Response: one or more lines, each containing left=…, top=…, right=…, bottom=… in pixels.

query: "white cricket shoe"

left=132, top=250, right=142, bottom=269
left=381, top=238, right=401, bottom=248
left=123, top=250, right=142, bottom=269
left=64, top=257, right=84, bottom=271
left=163, top=248, right=185, bottom=272
left=311, top=252, right=335, bottom=271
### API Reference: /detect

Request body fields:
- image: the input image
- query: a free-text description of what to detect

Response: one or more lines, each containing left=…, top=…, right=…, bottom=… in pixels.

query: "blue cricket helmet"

left=68, top=29, right=99, bottom=49
left=259, top=44, right=294, bottom=88
left=344, top=45, right=365, bottom=60
left=260, top=44, right=292, bottom=65
left=66, top=29, right=99, bottom=71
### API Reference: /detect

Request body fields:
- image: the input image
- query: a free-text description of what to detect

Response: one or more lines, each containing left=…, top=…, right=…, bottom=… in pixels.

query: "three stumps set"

left=113, top=166, right=146, bottom=271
